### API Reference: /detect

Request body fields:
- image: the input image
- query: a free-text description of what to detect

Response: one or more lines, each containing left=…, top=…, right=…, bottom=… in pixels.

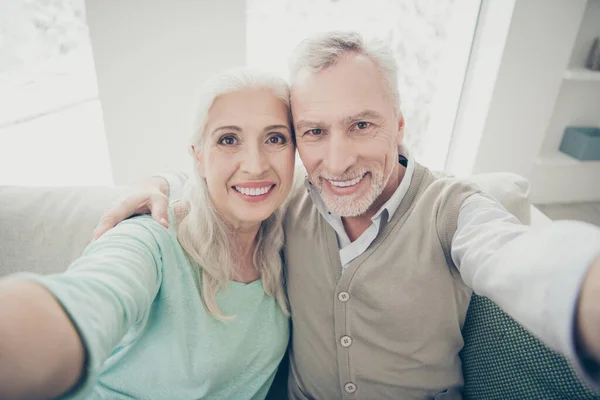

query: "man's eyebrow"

left=295, top=120, right=329, bottom=132
left=211, top=125, right=242, bottom=135
left=342, top=110, right=383, bottom=125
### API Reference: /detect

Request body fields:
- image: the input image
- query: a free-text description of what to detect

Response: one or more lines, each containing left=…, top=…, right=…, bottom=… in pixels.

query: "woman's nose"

left=240, top=144, right=269, bottom=176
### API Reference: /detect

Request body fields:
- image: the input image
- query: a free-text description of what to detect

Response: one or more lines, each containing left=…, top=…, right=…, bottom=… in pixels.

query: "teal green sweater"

left=17, top=212, right=289, bottom=400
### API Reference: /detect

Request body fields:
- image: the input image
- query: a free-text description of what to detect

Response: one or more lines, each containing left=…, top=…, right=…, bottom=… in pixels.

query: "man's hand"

left=576, top=256, right=600, bottom=367
left=92, top=177, right=171, bottom=240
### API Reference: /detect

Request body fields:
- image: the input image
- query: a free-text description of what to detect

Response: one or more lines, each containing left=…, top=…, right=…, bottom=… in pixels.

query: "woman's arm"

left=0, top=216, right=165, bottom=399
left=0, top=280, right=85, bottom=399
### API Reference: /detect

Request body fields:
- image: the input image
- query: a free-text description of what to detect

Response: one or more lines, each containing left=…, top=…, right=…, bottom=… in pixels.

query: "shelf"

left=536, top=151, right=579, bottom=166
left=563, top=68, right=600, bottom=82
left=536, top=151, right=600, bottom=166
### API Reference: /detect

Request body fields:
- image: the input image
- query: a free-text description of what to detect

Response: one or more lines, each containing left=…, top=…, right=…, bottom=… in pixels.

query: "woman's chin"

left=224, top=207, right=276, bottom=228
left=227, top=194, right=284, bottom=224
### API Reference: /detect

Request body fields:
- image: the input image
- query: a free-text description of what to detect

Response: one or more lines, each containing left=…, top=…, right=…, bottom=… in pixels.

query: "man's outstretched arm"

left=452, top=193, right=600, bottom=383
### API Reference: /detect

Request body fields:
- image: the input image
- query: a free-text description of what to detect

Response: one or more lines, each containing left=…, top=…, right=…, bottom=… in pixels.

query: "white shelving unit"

left=531, top=0, right=600, bottom=205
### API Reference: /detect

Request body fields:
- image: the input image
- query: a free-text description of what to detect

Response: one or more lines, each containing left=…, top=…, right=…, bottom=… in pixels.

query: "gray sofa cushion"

left=0, top=186, right=128, bottom=276
left=461, top=294, right=599, bottom=399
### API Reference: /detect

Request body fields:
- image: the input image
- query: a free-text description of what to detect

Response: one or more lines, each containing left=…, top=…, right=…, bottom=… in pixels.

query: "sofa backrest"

left=0, top=186, right=128, bottom=276
left=0, top=172, right=532, bottom=277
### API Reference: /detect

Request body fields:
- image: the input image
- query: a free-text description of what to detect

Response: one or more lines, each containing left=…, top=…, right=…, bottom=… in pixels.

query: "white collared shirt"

left=306, top=145, right=414, bottom=269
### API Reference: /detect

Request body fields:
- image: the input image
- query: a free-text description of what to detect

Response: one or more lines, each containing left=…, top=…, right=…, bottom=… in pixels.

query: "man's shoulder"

left=285, top=169, right=313, bottom=209
left=285, top=183, right=315, bottom=219
left=418, top=166, right=481, bottom=199
left=283, top=171, right=323, bottom=233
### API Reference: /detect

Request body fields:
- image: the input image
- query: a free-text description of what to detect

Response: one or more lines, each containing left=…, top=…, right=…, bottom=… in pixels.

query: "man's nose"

left=324, top=131, right=357, bottom=177
left=241, top=143, right=269, bottom=176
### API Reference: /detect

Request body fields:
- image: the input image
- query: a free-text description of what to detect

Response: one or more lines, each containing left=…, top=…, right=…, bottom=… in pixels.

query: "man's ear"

left=192, top=145, right=206, bottom=178
left=396, top=112, right=405, bottom=145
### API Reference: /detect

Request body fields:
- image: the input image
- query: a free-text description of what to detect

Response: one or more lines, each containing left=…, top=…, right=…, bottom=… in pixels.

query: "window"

left=0, top=0, right=111, bottom=186
left=247, top=0, right=481, bottom=170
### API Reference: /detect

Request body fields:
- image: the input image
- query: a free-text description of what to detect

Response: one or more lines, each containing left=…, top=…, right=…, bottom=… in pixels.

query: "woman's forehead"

left=207, top=90, right=291, bottom=129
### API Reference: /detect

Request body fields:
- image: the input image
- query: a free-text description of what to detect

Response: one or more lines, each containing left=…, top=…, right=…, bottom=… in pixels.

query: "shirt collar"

left=304, top=145, right=415, bottom=223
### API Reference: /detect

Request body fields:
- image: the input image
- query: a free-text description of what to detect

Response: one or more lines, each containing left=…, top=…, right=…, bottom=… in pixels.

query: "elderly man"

left=95, top=31, right=600, bottom=399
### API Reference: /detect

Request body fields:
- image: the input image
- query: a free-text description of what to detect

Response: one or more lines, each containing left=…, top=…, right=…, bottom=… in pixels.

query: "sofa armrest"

left=530, top=204, right=552, bottom=227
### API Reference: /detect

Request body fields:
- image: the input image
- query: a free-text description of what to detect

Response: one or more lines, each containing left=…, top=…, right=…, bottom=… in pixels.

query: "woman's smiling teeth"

left=327, top=174, right=365, bottom=188
left=234, top=185, right=274, bottom=196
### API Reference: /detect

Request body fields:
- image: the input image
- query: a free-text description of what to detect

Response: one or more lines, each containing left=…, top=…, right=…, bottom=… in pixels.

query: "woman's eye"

left=355, top=121, right=371, bottom=130
left=218, top=135, right=237, bottom=145
left=267, top=134, right=287, bottom=145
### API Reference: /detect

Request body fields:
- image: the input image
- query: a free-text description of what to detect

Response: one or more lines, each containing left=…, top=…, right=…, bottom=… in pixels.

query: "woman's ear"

left=192, top=145, right=206, bottom=178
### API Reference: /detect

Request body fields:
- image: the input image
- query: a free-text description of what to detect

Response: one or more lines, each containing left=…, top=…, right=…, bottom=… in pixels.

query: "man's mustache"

left=314, top=168, right=370, bottom=182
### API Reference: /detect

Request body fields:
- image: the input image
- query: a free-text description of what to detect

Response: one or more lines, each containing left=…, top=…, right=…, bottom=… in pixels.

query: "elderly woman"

left=0, top=68, right=295, bottom=400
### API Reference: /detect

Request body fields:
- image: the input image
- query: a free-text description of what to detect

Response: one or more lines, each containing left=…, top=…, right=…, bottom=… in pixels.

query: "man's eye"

left=306, top=129, right=323, bottom=136
left=218, top=135, right=237, bottom=145
left=355, top=122, right=371, bottom=130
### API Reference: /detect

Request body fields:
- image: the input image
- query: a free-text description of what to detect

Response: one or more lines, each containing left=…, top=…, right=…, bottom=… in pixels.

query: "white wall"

left=85, top=0, right=247, bottom=185
left=448, top=0, right=587, bottom=183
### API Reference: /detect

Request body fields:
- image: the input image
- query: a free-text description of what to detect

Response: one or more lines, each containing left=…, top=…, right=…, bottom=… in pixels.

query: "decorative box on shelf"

left=559, top=126, right=600, bottom=161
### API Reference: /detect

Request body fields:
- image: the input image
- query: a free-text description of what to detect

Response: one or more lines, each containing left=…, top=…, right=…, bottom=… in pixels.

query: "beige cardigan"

left=283, top=163, right=479, bottom=400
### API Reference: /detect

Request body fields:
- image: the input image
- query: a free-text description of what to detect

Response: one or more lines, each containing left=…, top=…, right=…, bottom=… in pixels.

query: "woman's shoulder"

left=113, top=208, right=180, bottom=254
left=109, top=210, right=194, bottom=279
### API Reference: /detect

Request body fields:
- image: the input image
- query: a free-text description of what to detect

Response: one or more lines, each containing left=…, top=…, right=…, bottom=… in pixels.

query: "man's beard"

left=310, top=165, right=392, bottom=217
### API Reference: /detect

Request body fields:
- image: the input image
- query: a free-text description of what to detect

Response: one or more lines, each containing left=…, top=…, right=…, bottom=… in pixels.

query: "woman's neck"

left=230, top=223, right=262, bottom=283
left=233, top=226, right=260, bottom=260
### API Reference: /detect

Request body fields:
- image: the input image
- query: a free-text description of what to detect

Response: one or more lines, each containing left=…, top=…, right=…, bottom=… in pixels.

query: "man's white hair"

left=289, top=31, right=401, bottom=114
left=178, top=67, right=291, bottom=321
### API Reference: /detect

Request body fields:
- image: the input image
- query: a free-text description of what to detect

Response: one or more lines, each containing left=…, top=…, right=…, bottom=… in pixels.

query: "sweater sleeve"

left=451, top=193, right=600, bottom=386
left=13, top=216, right=165, bottom=399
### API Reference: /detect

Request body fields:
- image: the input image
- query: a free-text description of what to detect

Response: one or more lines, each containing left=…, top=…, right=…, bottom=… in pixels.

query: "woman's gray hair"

left=289, top=31, right=401, bottom=114
left=177, top=67, right=291, bottom=321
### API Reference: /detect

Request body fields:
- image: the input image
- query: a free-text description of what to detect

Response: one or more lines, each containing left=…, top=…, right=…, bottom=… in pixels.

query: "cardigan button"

left=340, top=335, right=353, bottom=348
left=338, top=291, right=350, bottom=302
left=344, top=382, right=357, bottom=394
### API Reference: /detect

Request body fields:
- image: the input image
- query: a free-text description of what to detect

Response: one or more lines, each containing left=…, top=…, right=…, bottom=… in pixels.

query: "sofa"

left=0, top=175, right=598, bottom=399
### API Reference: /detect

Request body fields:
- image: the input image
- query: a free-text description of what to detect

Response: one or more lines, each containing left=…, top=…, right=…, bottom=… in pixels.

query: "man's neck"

left=341, top=163, right=406, bottom=242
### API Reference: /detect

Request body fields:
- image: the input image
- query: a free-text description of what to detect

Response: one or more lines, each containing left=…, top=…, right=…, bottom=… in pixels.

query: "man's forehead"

left=292, top=53, right=382, bottom=84
left=291, top=56, right=390, bottom=105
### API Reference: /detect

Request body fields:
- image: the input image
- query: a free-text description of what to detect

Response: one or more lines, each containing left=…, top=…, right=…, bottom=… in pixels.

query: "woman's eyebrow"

left=212, top=125, right=242, bottom=136
left=263, top=124, right=291, bottom=133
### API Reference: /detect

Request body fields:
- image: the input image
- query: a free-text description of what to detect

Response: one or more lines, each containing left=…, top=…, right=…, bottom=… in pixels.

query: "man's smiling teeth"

left=328, top=175, right=364, bottom=188
left=234, top=185, right=274, bottom=196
